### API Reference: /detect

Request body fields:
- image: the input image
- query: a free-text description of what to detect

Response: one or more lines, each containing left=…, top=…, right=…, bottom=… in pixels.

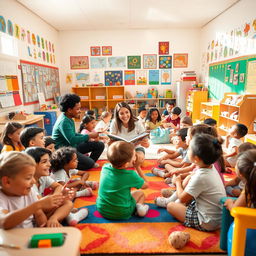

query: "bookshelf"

left=186, top=90, right=208, bottom=123
left=200, top=102, right=220, bottom=124
left=218, top=93, right=256, bottom=136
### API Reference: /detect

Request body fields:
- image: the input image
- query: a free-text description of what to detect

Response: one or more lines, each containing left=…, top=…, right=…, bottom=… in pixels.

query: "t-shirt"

left=1, top=144, right=25, bottom=152
left=185, top=167, right=226, bottom=231
left=0, top=189, right=38, bottom=228
left=95, top=120, right=110, bottom=132
left=137, top=116, right=146, bottom=127
left=52, top=113, right=89, bottom=149
left=51, top=169, right=78, bottom=183
left=176, top=147, right=187, bottom=159
left=145, top=120, right=162, bottom=130
left=227, top=137, right=242, bottom=167
left=162, top=109, right=171, bottom=116
left=165, top=116, right=180, bottom=127
left=32, top=176, right=55, bottom=196
left=96, top=163, right=145, bottom=219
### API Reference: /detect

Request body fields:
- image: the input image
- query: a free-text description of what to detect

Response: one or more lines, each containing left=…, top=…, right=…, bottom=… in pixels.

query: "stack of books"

left=181, top=71, right=196, bottom=81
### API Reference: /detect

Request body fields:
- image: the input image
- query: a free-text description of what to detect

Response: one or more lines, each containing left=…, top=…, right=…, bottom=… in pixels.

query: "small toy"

left=29, top=233, right=65, bottom=248
left=168, top=231, right=190, bottom=249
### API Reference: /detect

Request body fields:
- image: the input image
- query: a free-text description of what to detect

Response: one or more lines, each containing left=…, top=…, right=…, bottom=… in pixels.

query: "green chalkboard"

left=208, top=55, right=256, bottom=100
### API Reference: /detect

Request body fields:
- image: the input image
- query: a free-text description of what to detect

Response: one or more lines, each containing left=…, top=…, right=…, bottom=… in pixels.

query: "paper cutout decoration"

left=41, top=37, right=44, bottom=49
left=127, top=56, right=141, bottom=69
left=37, top=35, right=40, bottom=47
left=0, top=16, right=6, bottom=33
left=105, top=71, right=123, bottom=86
left=124, top=70, right=135, bottom=85
left=161, top=69, right=171, bottom=85
left=70, top=56, right=89, bottom=69
left=13, top=91, right=22, bottom=106
left=136, top=70, right=147, bottom=85
left=21, top=28, right=26, bottom=41
left=159, top=42, right=169, bottom=55
left=149, top=70, right=159, bottom=85
left=7, top=20, right=13, bottom=36
left=14, top=24, right=20, bottom=39
left=102, top=46, right=112, bottom=56
left=173, top=54, right=188, bottom=68
left=159, top=56, right=172, bottom=69
left=91, top=46, right=101, bottom=56
left=66, top=73, right=73, bottom=84
left=27, top=30, right=31, bottom=44
left=143, top=54, right=157, bottom=69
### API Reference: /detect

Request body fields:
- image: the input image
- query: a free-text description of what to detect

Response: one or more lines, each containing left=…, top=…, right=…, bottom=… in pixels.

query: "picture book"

left=107, top=132, right=149, bottom=144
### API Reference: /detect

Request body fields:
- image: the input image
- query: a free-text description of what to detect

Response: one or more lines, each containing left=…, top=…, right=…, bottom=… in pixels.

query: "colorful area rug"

left=74, top=160, right=234, bottom=254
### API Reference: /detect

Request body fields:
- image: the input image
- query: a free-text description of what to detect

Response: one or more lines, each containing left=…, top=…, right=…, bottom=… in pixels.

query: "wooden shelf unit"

left=200, top=102, right=220, bottom=124
left=218, top=93, right=256, bottom=136
left=186, top=90, right=208, bottom=123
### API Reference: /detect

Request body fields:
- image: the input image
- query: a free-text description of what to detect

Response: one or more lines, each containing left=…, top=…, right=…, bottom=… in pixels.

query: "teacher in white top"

left=110, top=102, right=149, bottom=180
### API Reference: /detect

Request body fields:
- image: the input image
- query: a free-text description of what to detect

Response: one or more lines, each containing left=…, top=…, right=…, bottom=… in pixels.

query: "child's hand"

left=81, top=172, right=89, bottom=182
left=173, top=174, right=182, bottom=184
left=39, top=194, right=64, bottom=210
left=157, top=148, right=165, bottom=154
left=224, top=198, right=234, bottom=210
left=47, top=217, right=62, bottom=228
left=139, top=138, right=150, bottom=148
left=62, top=185, right=75, bottom=200
left=88, top=132, right=99, bottom=139
left=232, top=189, right=241, bottom=197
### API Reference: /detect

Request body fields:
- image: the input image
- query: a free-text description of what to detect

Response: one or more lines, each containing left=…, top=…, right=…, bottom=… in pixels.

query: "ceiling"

left=17, top=0, right=240, bottom=31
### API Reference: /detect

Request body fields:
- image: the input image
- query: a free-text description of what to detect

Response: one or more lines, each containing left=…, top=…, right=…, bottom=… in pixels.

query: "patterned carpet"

left=73, top=159, right=234, bottom=254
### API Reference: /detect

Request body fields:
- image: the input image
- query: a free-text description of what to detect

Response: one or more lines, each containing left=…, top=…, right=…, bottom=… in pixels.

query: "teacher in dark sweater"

left=52, top=93, right=105, bottom=170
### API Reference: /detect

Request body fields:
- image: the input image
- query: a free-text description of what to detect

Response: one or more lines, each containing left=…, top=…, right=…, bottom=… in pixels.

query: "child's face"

left=151, top=110, right=159, bottom=121
left=174, top=135, right=183, bottom=147
left=8, top=128, right=23, bottom=143
left=139, top=110, right=147, bottom=119
left=85, top=120, right=96, bottom=132
left=118, top=107, right=131, bottom=125
left=36, top=153, right=51, bottom=177
left=66, top=153, right=78, bottom=170
left=166, top=104, right=173, bottom=113
left=186, top=128, right=192, bottom=145
left=104, top=114, right=112, bottom=123
left=3, top=165, right=35, bottom=196
left=180, top=123, right=190, bottom=129
left=170, top=113, right=179, bottom=120
left=234, top=163, right=245, bottom=181
left=30, top=132, right=45, bottom=148
left=229, top=125, right=238, bottom=138
left=45, top=143, right=55, bottom=153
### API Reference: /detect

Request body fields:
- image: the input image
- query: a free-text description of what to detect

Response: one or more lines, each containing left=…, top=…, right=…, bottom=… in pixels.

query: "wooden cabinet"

left=186, top=90, right=208, bottom=123
left=218, top=93, right=256, bottom=136
left=72, top=86, right=124, bottom=119
left=200, top=102, right=220, bottom=124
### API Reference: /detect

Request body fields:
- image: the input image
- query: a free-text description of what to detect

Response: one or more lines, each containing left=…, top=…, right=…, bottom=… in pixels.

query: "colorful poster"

left=90, top=46, right=101, bottom=56
left=90, top=57, right=107, bottom=69
left=90, top=70, right=103, bottom=84
left=102, top=46, right=112, bottom=56
left=70, top=56, right=89, bottom=69
left=159, top=55, right=172, bottom=69
left=108, top=56, right=126, bottom=68
left=124, top=70, right=135, bottom=85
left=127, top=56, right=141, bottom=69
left=75, top=73, right=90, bottom=83
left=149, top=70, right=159, bottom=85
left=105, top=71, right=123, bottom=86
left=161, top=69, right=171, bottom=85
left=159, top=41, right=169, bottom=55
left=173, top=53, right=188, bottom=68
left=143, top=54, right=157, bottom=69
left=136, top=70, right=147, bottom=85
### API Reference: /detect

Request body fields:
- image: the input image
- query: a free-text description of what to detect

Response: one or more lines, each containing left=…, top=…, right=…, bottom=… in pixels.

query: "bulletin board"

left=208, top=55, right=256, bottom=100
left=20, top=60, right=60, bottom=105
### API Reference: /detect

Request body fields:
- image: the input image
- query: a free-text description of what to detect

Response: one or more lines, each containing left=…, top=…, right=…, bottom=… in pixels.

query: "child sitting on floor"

left=137, top=106, right=147, bottom=127
left=96, top=141, right=149, bottom=219
left=20, top=127, right=45, bottom=148
left=0, top=122, right=24, bottom=152
left=26, top=147, right=88, bottom=226
left=162, top=106, right=181, bottom=131
left=44, top=136, right=56, bottom=153
left=180, top=116, right=193, bottom=129
left=145, top=108, right=163, bottom=131
left=95, top=111, right=112, bottom=133
left=0, top=151, right=64, bottom=229
left=161, top=101, right=175, bottom=119
left=224, top=123, right=248, bottom=167
left=79, top=115, right=97, bottom=135
left=166, top=134, right=226, bottom=231
left=51, top=147, right=98, bottom=197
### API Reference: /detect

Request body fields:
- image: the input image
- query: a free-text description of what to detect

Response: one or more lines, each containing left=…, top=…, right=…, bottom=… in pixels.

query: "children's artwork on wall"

left=127, top=56, right=141, bottom=69
left=159, top=56, right=172, bottom=69
left=235, top=63, right=240, bottom=72
left=14, top=24, right=20, bottom=39
left=159, top=42, right=169, bottom=55
left=7, top=20, right=13, bottom=36
left=0, top=16, right=6, bottom=33
left=66, top=73, right=72, bottom=84
left=108, top=56, right=126, bottom=68
left=36, top=35, right=40, bottom=48
left=136, top=70, right=147, bottom=85
left=239, top=73, right=245, bottom=83
left=229, top=69, right=234, bottom=83
left=161, top=69, right=171, bottom=85
left=233, top=74, right=239, bottom=85
left=70, top=56, right=89, bottom=69
left=31, top=33, right=36, bottom=45
left=90, top=70, right=103, bottom=84
left=90, top=57, right=107, bottom=69
left=105, top=71, right=123, bottom=86
left=143, top=54, right=157, bottom=69
left=102, top=46, right=112, bottom=56
left=173, top=53, right=188, bottom=68
left=90, top=46, right=101, bottom=56
left=124, top=70, right=135, bottom=85
left=149, top=70, right=159, bottom=85
left=75, top=73, right=90, bottom=83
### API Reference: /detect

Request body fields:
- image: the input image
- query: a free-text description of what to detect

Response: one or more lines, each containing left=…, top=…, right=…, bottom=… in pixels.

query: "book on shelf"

left=107, top=132, right=149, bottom=144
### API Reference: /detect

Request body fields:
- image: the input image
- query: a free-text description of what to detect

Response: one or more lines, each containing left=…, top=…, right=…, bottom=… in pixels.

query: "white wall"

left=0, top=0, right=59, bottom=116
left=59, top=28, right=200, bottom=98
left=199, top=0, right=256, bottom=83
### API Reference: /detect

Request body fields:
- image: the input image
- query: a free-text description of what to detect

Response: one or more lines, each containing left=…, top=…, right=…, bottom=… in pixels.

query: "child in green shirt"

left=96, top=141, right=149, bottom=219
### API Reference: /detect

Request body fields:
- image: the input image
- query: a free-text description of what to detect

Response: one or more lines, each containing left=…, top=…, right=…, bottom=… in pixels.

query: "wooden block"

left=38, top=239, right=52, bottom=248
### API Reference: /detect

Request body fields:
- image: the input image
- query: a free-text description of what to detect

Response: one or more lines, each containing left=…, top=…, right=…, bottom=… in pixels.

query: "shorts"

left=184, top=200, right=208, bottom=231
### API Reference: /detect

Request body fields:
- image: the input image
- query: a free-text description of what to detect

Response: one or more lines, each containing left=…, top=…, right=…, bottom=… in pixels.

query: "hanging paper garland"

left=36, top=35, right=40, bottom=47
left=32, top=33, right=36, bottom=45
left=7, top=20, right=13, bottom=36
left=14, top=24, right=20, bottom=39
left=27, top=30, right=31, bottom=44
left=0, top=16, right=6, bottom=33
left=21, top=28, right=26, bottom=41
left=41, top=37, right=44, bottom=49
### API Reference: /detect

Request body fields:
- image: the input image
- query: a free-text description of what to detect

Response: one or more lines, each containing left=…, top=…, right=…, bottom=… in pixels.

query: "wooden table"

left=0, top=115, right=45, bottom=129
left=0, top=227, right=81, bottom=256
left=245, top=134, right=256, bottom=145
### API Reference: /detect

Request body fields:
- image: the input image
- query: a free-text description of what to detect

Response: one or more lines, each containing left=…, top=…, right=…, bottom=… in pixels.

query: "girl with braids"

left=225, top=149, right=256, bottom=210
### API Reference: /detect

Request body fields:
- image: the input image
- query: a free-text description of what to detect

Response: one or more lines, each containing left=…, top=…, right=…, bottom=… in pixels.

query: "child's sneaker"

left=66, top=208, right=89, bottom=226
left=136, top=203, right=149, bottom=217
left=76, top=188, right=93, bottom=197
left=85, top=181, right=99, bottom=190
left=164, top=177, right=173, bottom=184
left=151, top=168, right=165, bottom=177
left=154, top=197, right=171, bottom=208
left=161, top=188, right=174, bottom=198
